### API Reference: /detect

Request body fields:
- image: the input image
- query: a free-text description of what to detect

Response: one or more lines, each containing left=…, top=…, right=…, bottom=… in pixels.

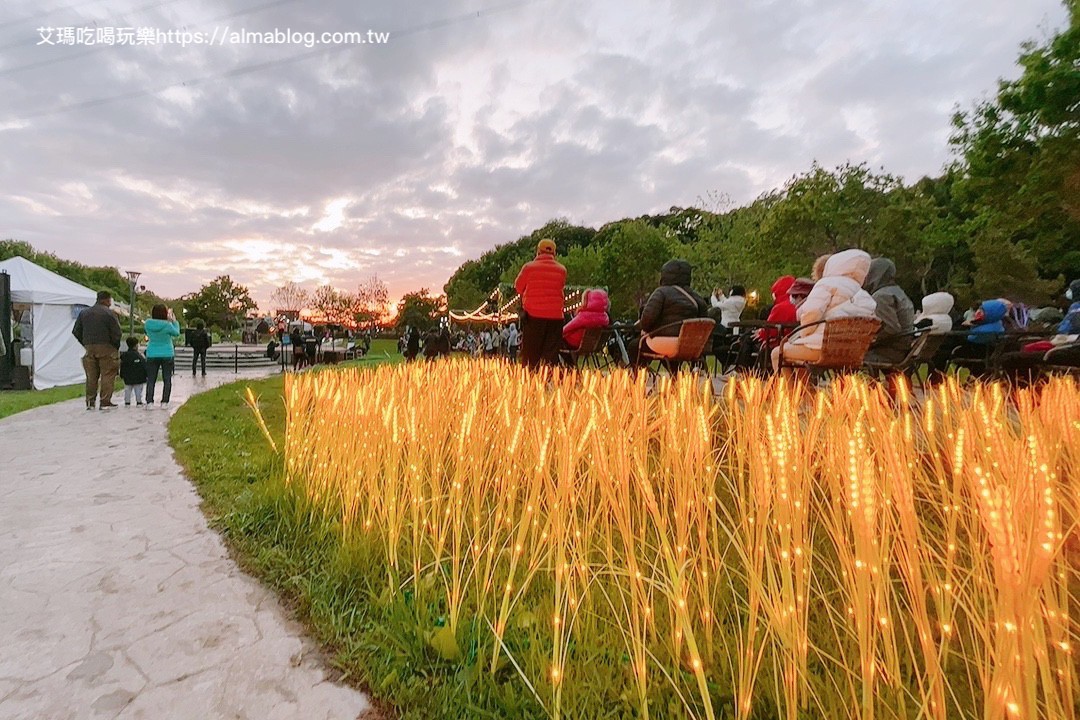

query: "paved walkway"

left=0, top=371, right=371, bottom=720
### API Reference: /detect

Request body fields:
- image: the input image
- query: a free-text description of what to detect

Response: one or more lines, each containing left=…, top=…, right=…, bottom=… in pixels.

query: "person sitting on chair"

left=862, top=258, right=915, bottom=365
left=637, top=260, right=709, bottom=360
left=771, top=249, right=876, bottom=371
left=562, top=289, right=610, bottom=351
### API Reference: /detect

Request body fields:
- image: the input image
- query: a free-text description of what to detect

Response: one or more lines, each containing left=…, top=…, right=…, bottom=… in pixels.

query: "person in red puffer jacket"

left=756, top=275, right=797, bottom=349
left=563, top=288, right=610, bottom=350
left=514, top=238, right=567, bottom=369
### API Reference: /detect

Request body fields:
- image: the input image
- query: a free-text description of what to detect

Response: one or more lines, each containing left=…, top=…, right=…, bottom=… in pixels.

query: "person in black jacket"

left=72, top=290, right=123, bottom=410
left=634, top=260, right=708, bottom=361
left=189, top=319, right=212, bottom=377
left=289, top=326, right=306, bottom=370
left=119, top=336, right=148, bottom=406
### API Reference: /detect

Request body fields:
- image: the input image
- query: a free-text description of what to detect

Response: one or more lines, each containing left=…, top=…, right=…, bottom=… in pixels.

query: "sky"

left=0, top=0, right=1070, bottom=309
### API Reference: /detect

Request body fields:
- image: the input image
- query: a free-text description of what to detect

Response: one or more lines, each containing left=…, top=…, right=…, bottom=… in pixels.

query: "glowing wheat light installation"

left=249, top=362, right=1079, bottom=720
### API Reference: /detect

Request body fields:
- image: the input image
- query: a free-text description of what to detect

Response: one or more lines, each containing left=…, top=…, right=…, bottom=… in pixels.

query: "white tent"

left=0, top=256, right=97, bottom=390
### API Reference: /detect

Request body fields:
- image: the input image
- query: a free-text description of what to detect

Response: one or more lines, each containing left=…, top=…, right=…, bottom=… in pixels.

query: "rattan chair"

left=639, top=318, right=716, bottom=374
left=777, top=316, right=881, bottom=373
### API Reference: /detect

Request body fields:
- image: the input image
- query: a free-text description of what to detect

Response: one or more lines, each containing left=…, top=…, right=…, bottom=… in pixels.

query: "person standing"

left=514, top=238, right=567, bottom=369
left=289, top=325, right=306, bottom=370
left=506, top=322, right=519, bottom=361
left=72, top=290, right=123, bottom=410
left=189, top=319, right=212, bottom=377
left=119, top=336, right=148, bottom=406
left=144, top=304, right=180, bottom=409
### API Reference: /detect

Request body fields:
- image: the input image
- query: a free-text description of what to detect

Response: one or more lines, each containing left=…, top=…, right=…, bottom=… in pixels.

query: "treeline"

left=445, top=2, right=1079, bottom=319
left=0, top=239, right=175, bottom=314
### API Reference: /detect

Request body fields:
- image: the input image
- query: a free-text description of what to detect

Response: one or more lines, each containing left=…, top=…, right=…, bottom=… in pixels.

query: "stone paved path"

left=0, top=371, right=371, bottom=720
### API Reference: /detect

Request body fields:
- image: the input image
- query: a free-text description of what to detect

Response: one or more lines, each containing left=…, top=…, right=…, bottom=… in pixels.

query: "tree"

left=444, top=220, right=597, bottom=309
left=596, top=221, right=676, bottom=317
left=353, top=275, right=390, bottom=330
left=310, top=285, right=354, bottom=325
left=1, top=238, right=130, bottom=301
left=395, top=289, right=444, bottom=332
left=181, top=275, right=257, bottom=331
left=950, top=0, right=1080, bottom=284
left=270, top=281, right=309, bottom=319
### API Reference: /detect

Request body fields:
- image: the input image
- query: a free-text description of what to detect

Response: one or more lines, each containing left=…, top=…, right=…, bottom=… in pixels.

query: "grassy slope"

left=170, top=344, right=539, bottom=719
left=0, top=379, right=122, bottom=421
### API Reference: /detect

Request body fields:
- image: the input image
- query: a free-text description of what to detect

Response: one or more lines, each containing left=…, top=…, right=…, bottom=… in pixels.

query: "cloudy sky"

left=0, top=0, right=1069, bottom=308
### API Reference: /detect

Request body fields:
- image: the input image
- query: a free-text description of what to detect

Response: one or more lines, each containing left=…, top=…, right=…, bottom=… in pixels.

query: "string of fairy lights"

left=447, top=286, right=594, bottom=324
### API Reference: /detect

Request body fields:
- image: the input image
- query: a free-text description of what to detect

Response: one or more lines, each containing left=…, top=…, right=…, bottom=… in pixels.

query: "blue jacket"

left=144, top=319, right=180, bottom=359
left=967, top=300, right=1008, bottom=344
left=1060, top=302, right=1080, bottom=335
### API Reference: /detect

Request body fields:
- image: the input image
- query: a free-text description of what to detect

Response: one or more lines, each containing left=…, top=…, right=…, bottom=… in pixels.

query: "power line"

left=0, top=0, right=107, bottom=31
left=6, top=0, right=538, bottom=122
left=0, top=0, right=299, bottom=75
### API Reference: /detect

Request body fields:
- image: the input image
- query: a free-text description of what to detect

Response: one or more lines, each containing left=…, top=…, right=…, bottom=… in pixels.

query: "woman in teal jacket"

left=144, top=304, right=180, bottom=408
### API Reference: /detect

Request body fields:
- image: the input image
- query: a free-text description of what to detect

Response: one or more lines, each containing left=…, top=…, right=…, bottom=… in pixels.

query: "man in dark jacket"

left=72, top=290, right=123, bottom=410
left=189, top=319, right=212, bottom=377
left=863, top=258, right=915, bottom=364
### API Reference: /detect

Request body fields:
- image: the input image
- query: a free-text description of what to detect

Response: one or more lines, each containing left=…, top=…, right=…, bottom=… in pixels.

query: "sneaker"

left=99, top=401, right=118, bottom=410
left=136, top=401, right=144, bottom=406
left=160, top=402, right=170, bottom=410
left=85, top=401, right=95, bottom=411
left=145, top=402, right=154, bottom=410
left=124, top=402, right=131, bottom=406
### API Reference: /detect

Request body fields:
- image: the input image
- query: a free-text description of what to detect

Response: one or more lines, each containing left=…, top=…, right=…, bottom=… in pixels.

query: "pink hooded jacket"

left=562, top=289, right=610, bottom=349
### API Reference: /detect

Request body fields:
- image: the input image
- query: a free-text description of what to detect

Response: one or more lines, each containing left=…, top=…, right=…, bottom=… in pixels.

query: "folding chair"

left=559, top=327, right=615, bottom=370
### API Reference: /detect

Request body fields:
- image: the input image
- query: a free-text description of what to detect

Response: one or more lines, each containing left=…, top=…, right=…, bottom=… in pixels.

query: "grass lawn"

left=0, top=379, right=122, bottom=421
left=170, top=371, right=549, bottom=720
left=171, top=345, right=463, bottom=719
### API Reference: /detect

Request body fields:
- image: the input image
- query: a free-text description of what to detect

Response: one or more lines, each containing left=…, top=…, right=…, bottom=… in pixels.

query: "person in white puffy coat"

left=771, top=249, right=877, bottom=370
left=914, top=292, right=955, bottom=335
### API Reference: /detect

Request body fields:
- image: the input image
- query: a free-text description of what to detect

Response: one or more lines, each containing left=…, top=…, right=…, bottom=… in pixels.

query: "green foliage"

left=395, top=289, right=444, bottom=331
left=181, top=275, right=257, bottom=331
left=949, top=0, right=1080, bottom=288
left=445, top=220, right=596, bottom=311
left=594, top=221, right=677, bottom=316
left=0, top=239, right=177, bottom=320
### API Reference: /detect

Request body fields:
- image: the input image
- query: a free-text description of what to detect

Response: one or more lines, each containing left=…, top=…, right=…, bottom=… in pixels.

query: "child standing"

left=119, top=336, right=147, bottom=406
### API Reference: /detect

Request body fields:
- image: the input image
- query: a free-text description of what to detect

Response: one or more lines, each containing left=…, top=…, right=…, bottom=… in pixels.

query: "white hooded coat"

left=787, top=249, right=877, bottom=350
left=915, top=292, right=955, bottom=335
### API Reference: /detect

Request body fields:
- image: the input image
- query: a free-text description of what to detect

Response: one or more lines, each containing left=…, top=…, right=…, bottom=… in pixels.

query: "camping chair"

left=638, top=318, right=716, bottom=376
left=776, top=317, right=881, bottom=379
left=559, top=326, right=615, bottom=370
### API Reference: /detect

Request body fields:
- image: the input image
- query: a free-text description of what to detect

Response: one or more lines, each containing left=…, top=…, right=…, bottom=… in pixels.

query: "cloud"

left=0, top=0, right=1069, bottom=306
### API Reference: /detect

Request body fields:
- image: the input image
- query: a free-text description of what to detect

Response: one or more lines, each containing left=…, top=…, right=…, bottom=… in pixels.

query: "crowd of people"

left=486, top=238, right=1080, bottom=378
left=69, top=242, right=1079, bottom=410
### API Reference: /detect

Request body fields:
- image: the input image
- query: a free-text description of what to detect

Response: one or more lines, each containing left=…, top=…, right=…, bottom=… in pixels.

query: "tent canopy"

left=0, top=256, right=97, bottom=306
left=0, top=256, right=99, bottom=390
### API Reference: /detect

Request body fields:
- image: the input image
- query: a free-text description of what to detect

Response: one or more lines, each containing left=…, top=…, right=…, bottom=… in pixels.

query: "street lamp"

left=125, top=270, right=141, bottom=337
